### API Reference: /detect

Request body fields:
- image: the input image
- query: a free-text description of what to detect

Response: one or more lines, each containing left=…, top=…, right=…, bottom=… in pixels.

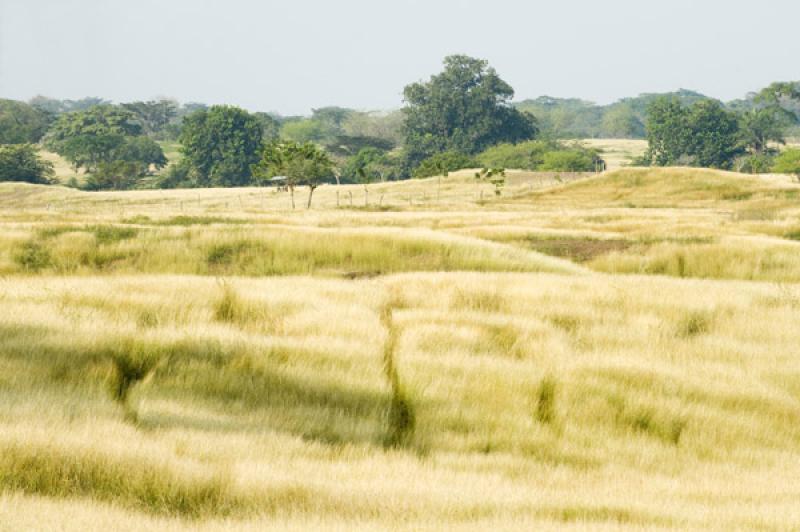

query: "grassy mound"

left=1, top=223, right=582, bottom=277
left=529, top=167, right=800, bottom=206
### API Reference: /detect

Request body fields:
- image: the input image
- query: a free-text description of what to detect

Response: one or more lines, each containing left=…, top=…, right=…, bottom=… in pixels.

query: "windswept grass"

left=3, top=225, right=579, bottom=277
left=3, top=168, right=800, bottom=529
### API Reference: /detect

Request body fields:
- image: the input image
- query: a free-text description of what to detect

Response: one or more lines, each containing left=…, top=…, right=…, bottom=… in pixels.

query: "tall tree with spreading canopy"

left=402, top=55, right=538, bottom=169
left=43, top=105, right=144, bottom=172
left=121, top=100, right=178, bottom=137
left=179, top=105, right=263, bottom=187
left=252, top=140, right=335, bottom=209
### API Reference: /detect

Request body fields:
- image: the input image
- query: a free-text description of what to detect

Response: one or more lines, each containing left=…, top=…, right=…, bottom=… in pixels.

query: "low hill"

left=529, top=167, right=800, bottom=207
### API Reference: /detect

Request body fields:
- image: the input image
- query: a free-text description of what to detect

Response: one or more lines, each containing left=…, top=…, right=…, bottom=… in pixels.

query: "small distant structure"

left=269, top=175, right=288, bottom=191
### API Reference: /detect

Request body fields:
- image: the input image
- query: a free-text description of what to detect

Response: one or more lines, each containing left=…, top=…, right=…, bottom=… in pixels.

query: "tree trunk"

left=307, top=185, right=315, bottom=209
left=364, top=185, right=369, bottom=206
left=290, top=186, right=295, bottom=209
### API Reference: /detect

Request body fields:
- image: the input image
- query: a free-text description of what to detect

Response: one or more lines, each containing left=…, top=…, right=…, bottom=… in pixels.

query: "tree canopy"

left=43, top=105, right=145, bottom=172
left=402, top=55, right=538, bottom=169
left=0, top=144, right=55, bottom=184
left=252, top=140, right=335, bottom=208
left=0, top=99, right=53, bottom=144
left=643, top=97, right=742, bottom=169
left=179, top=105, right=263, bottom=187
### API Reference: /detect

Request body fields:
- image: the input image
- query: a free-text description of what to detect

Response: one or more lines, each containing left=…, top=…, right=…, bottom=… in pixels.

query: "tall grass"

left=379, top=294, right=416, bottom=448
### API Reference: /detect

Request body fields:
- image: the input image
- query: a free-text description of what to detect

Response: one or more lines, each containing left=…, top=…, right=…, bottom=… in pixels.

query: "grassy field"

left=2, top=167, right=800, bottom=530
left=578, top=139, right=647, bottom=170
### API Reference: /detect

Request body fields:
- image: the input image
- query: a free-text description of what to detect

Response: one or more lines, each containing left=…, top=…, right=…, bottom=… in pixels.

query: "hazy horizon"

left=1, top=0, right=798, bottom=115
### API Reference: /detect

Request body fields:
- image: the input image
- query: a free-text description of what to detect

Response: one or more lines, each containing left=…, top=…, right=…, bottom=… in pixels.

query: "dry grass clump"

left=535, top=375, right=558, bottom=425
left=0, top=441, right=241, bottom=518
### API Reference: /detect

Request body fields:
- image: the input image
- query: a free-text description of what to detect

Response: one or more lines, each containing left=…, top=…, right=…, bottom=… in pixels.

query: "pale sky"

left=1, top=0, right=798, bottom=115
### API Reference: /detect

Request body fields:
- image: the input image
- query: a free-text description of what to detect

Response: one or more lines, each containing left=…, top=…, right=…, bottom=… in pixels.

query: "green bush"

left=540, top=149, right=599, bottom=172
left=412, top=151, right=477, bottom=178
left=737, top=153, right=775, bottom=174
left=773, top=148, right=800, bottom=181
left=476, top=140, right=557, bottom=170
left=476, top=141, right=602, bottom=171
left=13, top=240, right=53, bottom=272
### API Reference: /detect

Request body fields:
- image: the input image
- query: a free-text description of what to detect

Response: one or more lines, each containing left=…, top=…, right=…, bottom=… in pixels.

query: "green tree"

left=474, top=167, right=506, bottom=196
left=342, top=110, right=404, bottom=146
left=0, top=99, right=53, bottom=144
left=684, top=100, right=742, bottom=169
left=643, top=97, right=691, bottom=166
left=85, top=160, right=142, bottom=190
left=121, top=100, right=178, bottom=137
left=281, top=119, right=333, bottom=144
left=739, top=108, right=789, bottom=155
left=311, top=107, right=354, bottom=131
left=601, top=104, right=644, bottom=138
left=342, top=147, right=396, bottom=182
left=644, top=98, right=742, bottom=169
left=0, top=144, right=55, bottom=184
left=253, top=140, right=335, bottom=208
left=325, top=135, right=395, bottom=158
left=253, top=112, right=282, bottom=141
left=114, top=136, right=168, bottom=174
left=773, top=149, right=800, bottom=181
left=738, top=82, right=800, bottom=155
left=346, top=147, right=395, bottom=204
left=44, top=105, right=142, bottom=171
left=179, top=105, right=263, bottom=187
left=402, top=55, right=538, bottom=168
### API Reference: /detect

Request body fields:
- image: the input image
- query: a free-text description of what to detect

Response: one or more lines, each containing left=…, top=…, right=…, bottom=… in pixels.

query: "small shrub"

left=136, top=309, right=160, bottom=329
left=213, top=283, right=243, bottom=323
left=549, top=314, right=581, bottom=334
left=676, top=310, right=712, bottom=338
left=13, top=240, right=52, bottom=272
left=206, top=241, right=253, bottom=267
left=89, top=225, right=138, bottom=245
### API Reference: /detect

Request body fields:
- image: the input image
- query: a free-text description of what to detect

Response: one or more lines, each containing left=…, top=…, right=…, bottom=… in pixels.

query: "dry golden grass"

left=579, top=139, right=648, bottom=170
left=2, top=167, right=800, bottom=530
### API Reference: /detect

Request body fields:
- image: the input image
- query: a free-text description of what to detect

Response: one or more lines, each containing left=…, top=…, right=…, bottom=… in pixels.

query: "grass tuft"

left=676, top=310, right=713, bottom=338
left=213, top=282, right=244, bottom=323
left=105, top=339, right=164, bottom=422
left=535, top=375, right=558, bottom=425
left=13, top=240, right=52, bottom=272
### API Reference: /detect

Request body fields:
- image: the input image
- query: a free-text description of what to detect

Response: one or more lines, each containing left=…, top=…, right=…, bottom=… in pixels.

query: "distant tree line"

left=2, top=57, right=799, bottom=191
left=640, top=82, right=800, bottom=172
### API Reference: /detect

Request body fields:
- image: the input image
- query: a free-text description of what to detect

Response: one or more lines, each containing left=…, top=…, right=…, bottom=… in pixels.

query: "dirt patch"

left=521, top=236, right=631, bottom=262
